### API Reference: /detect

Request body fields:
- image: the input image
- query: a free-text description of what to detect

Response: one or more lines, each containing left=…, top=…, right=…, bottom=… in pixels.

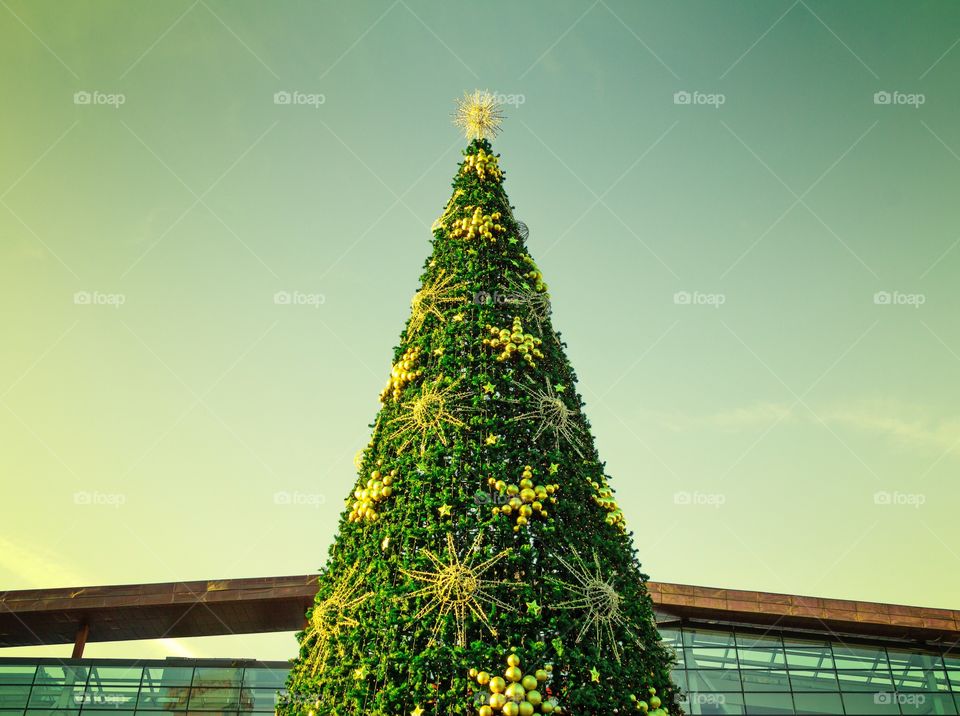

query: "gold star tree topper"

left=453, top=90, right=505, bottom=140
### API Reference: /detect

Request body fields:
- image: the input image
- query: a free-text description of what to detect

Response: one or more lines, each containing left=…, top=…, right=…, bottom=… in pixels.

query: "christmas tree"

left=280, top=91, right=680, bottom=716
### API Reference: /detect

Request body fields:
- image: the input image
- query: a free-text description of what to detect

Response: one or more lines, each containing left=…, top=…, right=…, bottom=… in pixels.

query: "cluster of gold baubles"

left=348, top=465, right=397, bottom=523
left=489, top=465, right=558, bottom=531
left=470, top=654, right=561, bottom=715
left=521, top=255, right=548, bottom=293
left=483, top=317, right=544, bottom=367
left=379, top=347, right=423, bottom=403
left=450, top=206, right=506, bottom=242
left=629, top=687, right=669, bottom=714
left=461, top=148, right=503, bottom=182
left=589, top=478, right=626, bottom=532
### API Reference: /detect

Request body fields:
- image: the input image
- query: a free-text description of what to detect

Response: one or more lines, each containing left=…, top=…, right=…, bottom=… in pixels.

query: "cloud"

left=642, top=399, right=960, bottom=457
left=820, top=401, right=960, bottom=454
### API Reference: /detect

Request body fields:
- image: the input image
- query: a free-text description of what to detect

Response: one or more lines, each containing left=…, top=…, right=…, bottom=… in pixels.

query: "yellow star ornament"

left=453, top=89, right=504, bottom=141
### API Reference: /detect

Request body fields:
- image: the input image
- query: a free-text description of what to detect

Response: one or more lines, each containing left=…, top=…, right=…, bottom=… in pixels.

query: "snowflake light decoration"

left=397, top=532, right=515, bottom=646
left=547, top=547, right=640, bottom=664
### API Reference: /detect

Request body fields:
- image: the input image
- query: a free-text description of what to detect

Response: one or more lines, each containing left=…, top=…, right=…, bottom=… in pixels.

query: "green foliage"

left=279, top=139, right=682, bottom=715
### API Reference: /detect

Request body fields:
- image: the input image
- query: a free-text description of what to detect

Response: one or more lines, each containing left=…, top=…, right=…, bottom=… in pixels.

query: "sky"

left=1, top=0, right=959, bottom=662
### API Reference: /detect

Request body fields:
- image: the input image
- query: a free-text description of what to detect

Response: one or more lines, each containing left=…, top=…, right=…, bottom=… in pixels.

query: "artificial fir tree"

left=280, top=91, right=681, bottom=716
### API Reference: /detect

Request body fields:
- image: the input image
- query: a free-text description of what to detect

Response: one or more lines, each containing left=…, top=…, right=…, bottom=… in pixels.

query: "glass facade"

left=0, top=659, right=287, bottom=716
left=1, top=627, right=957, bottom=716
left=661, top=625, right=960, bottom=714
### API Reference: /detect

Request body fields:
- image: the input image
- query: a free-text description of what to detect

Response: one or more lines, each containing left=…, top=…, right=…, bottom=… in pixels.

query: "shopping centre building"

left=1, top=576, right=958, bottom=715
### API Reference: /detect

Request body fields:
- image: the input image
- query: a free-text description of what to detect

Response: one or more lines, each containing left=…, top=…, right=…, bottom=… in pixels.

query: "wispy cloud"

left=641, top=400, right=960, bottom=456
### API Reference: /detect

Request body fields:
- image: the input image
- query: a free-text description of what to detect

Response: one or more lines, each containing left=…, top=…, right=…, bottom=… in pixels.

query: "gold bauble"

left=525, top=690, right=541, bottom=707
left=535, top=669, right=548, bottom=683
left=502, top=703, right=519, bottom=716
left=490, top=676, right=506, bottom=693
left=478, top=707, right=493, bottom=716
left=541, top=702, right=554, bottom=714
left=505, top=666, right=522, bottom=683
left=469, top=668, right=478, bottom=678
left=490, top=693, right=507, bottom=710
left=521, top=675, right=537, bottom=691
left=518, top=702, right=534, bottom=716
left=505, top=682, right=525, bottom=702
left=477, top=671, right=490, bottom=685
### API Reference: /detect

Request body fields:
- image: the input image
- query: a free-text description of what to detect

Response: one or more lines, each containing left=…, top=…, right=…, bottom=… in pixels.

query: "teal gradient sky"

left=2, top=1, right=959, bottom=661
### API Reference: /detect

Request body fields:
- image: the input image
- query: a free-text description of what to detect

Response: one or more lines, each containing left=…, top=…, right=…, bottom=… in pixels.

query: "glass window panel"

left=79, top=685, right=139, bottom=710
left=791, top=693, right=844, bottom=715
left=141, top=667, right=194, bottom=687
left=836, top=669, right=894, bottom=691
left=840, top=691, right=899, bottom=714
left=658, top=628, right=682, bottom=648
left=741, top=670, right=791, bottom=692
left=684, top=691, right=745, bottom=715
left=738, top=649, right=787, bottom=669
left=28, top=684, right=86, bottom=709
left=788, top=670, right=839, bottom=691
left=238, top=688, right=282, bottom=712
left=685, top=647, right=739, bottom=669
left=25, top=710, right=80, bottom=716
left=191, top=669, right=241, bottom=688
left=685, top=669, right=743, bottom=692
left=87, top=666, right=142, bottom=686
left=782, top=635, right=830, bottom=648
left=743, top=692, right=795, bottom=714
left=80, top=711, right=136, bottom=716
left=736, top=632, right=784, bottom=649
left=784, top=647, right=833, bottom=670
left=0, top=665, right=37, bottom=684
left=832, top=645, right=889, bottom=670
left=894, top=668, right=949, bottom=692
left=944, top=655, right=960, bottom=670
left=949, top=671, right=960, bottom=690
left=188, top=687, right=241, bottom=710
left=240, top=669, right=288, bottom=689
left=684, top=628, right=736, bottom=647
left=886, top=648, right=942, bottom=673
left=898, top=693, right=958, bottom=715
left=137, top=685, right=191, bottom=710
left=33, top=667, right=89, bottom=685
left=670, top=670, right=688, bottom=691
left=0, top=684, right=31, bottom=709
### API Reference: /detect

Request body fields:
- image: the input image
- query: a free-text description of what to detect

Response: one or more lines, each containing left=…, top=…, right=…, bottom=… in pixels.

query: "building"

left=1, top=577, right=958, bottom=715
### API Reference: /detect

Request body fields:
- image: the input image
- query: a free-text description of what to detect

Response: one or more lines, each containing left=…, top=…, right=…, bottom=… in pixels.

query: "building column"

left=71, top=622, right=89, bottom=659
